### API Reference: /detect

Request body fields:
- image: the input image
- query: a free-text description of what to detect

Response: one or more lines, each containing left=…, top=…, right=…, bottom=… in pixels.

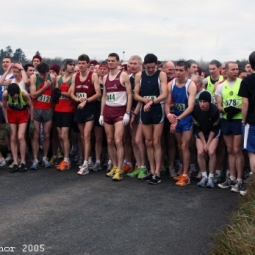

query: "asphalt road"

left=0, top=164, right=237, bottom=255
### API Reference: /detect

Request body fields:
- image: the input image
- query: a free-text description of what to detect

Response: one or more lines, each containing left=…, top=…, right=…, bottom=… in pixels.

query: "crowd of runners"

left=1, top=51, right=255, bottom=196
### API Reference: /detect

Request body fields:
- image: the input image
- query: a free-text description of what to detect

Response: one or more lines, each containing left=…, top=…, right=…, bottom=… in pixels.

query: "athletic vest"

left=11, top=78, right=26, bottom=90
left=129, top=74, right=137, bottom=108
left=74, top=71, right=95, bottom=101
left=55, top=76, right=75, bottom=113
left=206, top=75, right=224, bottom=94
left=222, top=78, right=242, bottom=120
left=105, top=71, right=127, bottom=106
left=172, top=78, right=191, bottom=117
left=8, top=89, right=27, bottom=110
left=140, top=70, right=162, bottom=103
left=33, top=74, right=52, bottom=109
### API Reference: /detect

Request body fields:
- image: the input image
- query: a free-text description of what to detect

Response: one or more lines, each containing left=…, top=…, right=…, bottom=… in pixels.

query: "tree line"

left=0, top=45, right=249, bottom=75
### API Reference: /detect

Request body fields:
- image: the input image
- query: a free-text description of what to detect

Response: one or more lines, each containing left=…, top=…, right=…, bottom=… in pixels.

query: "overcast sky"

left=1, top=0, right=254, bottom=62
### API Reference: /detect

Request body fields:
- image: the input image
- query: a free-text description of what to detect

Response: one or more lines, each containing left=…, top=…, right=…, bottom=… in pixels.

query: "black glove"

left=52, top=88, right=61, bottom=104
left=224, top=106, right=241, bottom=121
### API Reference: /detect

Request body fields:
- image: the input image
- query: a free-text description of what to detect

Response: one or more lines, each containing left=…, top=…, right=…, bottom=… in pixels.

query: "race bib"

left=106, top=93, right=117, bottom=102
left=174, top=103, right=186, bottom=111
left=38, top=95, right=51, bottom=103
left=76, top=92, right=87, bottom=99
left=224, top=99, right=239, bottom=107
left=143, top=95, right=157, bottom=100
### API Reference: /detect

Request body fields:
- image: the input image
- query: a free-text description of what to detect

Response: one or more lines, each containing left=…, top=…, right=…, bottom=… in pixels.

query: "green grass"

left=211, top=178, right=255, bottom=255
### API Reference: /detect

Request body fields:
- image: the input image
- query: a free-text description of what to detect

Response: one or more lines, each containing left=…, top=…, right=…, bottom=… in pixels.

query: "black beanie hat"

left=198, top=91, right=211, bottom=103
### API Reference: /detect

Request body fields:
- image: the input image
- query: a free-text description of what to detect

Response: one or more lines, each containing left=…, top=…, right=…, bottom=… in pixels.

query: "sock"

left=226, top=169, right=230, bottom=177
left=209, top=173, right=214, bottom=178
left=88, top=157, right=92, bottom=164
left=201, top=172, right=208, bottom=178
left=123, top=159, right=127, bottom=165
left=64, top=158, right=70, bottom=163
left=83, top=160, right=88, bottom=166
left=43, top=157, right=47, bottom=161
left=141, top=165, right=146, bottom=169
left=127, top=162, right=133, bottom=167
left=34, top=159, right=38, bottom=163
left=215, top=170, right=221, bottom=176
left=108, top=160, right=112, bottom=165
left=230, top=176, right=236, bottom=181
left=237, top=178, right=242, bottom=183
left=96, top=159, right=100, bottom=164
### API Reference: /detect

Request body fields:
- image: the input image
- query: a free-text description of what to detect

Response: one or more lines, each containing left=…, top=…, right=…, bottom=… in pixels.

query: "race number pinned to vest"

left=224, top=99, right=239, bottom=107
left=76, top=92, right=87, bottom=99
left=106, top=93, right=117, bottom=102
left=174, top=103, right=186, bottom=111
left=38, top=95, right=51, bottom=103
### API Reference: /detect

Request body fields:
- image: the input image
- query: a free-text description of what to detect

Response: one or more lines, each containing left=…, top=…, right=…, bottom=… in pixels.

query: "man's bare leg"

left=114, top=121, right=125, bottom=170
left=17, top=123, right=28, bottom=164
left=153, top=123, right=164, bottom=176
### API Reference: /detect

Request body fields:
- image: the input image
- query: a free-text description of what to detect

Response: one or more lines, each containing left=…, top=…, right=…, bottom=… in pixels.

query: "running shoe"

left=19, top=163, right=27, bottom=173
left=169, top=167, right=176, bottom=178
left=106, top=166, right=117, bottom=177
left=206, top=177, right=214, bottom=188
left=137, top=167, right=147, bottom=179
left=106, top=163, right=113, bottom=172
left=77, top=164, right=89, bottom=175
left=149, top=175, right=161, bottom=185
left=10, top=164, right=19, bottom=173
left=112, top=169, right=123, bottom=181
left=239, top=182, right=247, bottom=196
left=88, top=161, right=94, bottom=170
left=173, top=171, right=183, bottom=181
left=9, top=161, right=15, bottom=169
left=122, top=164, right=133, bottom=173
left=92, top=162, right=102, bottom=172
left=0, top=158, right=6, bottom=166
left=76, top=158, right=84, bottom=167
left=57, top=150, right=63, bottom=159
left=218, top=178, right=236, bottom=189
left=142, top=173, right=154, bottom=181
left=56, top=161, right=71, bottom=171
left=127, top=167, right=141, bottom=178
left=42, top=158, right=51, bottom=168
left=231, top=181, right=243, bottom=193
left=196, top=171, right=202, bottom=180
left=49, top=156, right=58, bottom=166
left=30, top=160, right=39, bottom=170
left=176, top=175, right=190, bottom=187
left=197, top=176, right=208, bottom=187
left=5, top=153, right=12, bottom=163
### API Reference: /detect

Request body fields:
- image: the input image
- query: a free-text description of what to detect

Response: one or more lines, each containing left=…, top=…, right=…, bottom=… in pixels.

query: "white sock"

left=209, top=173, right=214, bottom=178
left=64, top=158, right=70, bottom=163
left=96, top=159, right=100, bottom=164
left=108, top=160, right=112, bottom=165
left=226, top=169, right=230, bottom=176
left=230, top=176, right=236, bottom=181
left=43, top=157, right=47, bottom=161
left=237, top=178, right=242, bottom=183
left=141, top=165, right=146, bottom=169
left=88, top=157, right=92, bottom=164
left=201, top=172, right=208, bottom=178
left=83, top=160, right=88, bottom=166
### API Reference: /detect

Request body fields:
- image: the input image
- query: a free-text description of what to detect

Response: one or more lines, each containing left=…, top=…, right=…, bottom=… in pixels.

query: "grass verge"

left=211, top=178, right=255, bottom=255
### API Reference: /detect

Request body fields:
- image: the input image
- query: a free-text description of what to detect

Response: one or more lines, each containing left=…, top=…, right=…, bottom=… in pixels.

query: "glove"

left=224, top=106, right=241, bottom=121
left=29, top=121, right=35, bottom=134
left=5, top=123, right=11, bottom=133
left=123, top=113, right=130, bottom=126
left=52, top=88, right=61, bottom=104
left=99, top=115, right=104, bottom=126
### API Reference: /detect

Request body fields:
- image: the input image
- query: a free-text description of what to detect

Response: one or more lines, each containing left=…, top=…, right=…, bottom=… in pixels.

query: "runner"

left=185, top=60, right=198, bottom=78
left=2, top=83, right=34, bottom=172
left=215, top=61, right=244, bottom=192
left=101, top=53, right=132, bottom=181
left=126, top=55, right=147, bottom=179
left=93, top=62, right=109, bottom=172
left=192, top=91, right=220, bottom=188
left=238, top=51, right=255, bottom=195
left=30, top=62, right=55, bottom=169
left=165, top=60, right=197, bottom=186
left=32, top=55, right=42, bottom=72
left=54, top=59, right=75, bottom=171
left=70, top=54, right=101, bottom=175
left=245, top=63, right=252, bottom=75
left=134, top=53, right=168, bottom=184
left=204, top=60, right=224, bottom=95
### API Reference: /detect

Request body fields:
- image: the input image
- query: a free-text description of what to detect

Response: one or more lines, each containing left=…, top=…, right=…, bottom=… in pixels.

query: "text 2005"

left=22, top=244, right=45, bottom=253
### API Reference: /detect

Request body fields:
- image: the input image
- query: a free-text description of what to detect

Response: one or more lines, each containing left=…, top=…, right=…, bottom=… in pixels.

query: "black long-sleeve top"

left=192, top=103, right=220, bottom=136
